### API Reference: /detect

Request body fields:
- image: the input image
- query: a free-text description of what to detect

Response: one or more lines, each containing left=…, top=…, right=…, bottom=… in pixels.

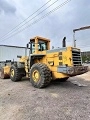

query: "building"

left=0, top=45, right=29, bottom=62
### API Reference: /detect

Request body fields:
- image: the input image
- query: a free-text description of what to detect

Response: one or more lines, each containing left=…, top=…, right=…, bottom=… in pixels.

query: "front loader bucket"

left=0, top=67, right=10, bottom=79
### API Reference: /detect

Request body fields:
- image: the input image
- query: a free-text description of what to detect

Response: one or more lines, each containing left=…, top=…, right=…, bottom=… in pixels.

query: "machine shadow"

left=21, top=77, right=30, bottom=82
left=50, top=77, right=89, bottom=89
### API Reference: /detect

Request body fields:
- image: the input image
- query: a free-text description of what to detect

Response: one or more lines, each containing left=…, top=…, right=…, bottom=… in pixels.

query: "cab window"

left=31, top=40, right=48, bottom=53
left=32, top=42, right=35, bottom=53
left=38, top=40, right=47, bottom=51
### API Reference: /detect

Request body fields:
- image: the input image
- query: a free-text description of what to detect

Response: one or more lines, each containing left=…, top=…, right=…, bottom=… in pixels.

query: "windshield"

left=38, top=40, right=47, bottom=51
left=31, top=40, right=47, bottom=53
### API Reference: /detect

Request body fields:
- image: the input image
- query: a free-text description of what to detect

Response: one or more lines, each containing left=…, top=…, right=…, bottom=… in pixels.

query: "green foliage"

left=82, top=55, right=90, bottom=63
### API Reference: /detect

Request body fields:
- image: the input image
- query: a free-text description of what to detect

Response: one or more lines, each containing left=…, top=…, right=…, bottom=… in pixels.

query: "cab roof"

left=30, top=36, right=50, bottom=42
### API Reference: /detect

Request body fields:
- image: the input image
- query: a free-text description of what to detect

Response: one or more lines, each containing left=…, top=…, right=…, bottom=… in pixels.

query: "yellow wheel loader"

left=1, top=36, right=88, bottom=88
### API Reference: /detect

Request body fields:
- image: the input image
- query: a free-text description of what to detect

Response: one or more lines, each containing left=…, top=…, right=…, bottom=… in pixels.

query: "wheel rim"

left=32, top=70, right=40, bottom=82
left=11, top=69, right=14, bottom=77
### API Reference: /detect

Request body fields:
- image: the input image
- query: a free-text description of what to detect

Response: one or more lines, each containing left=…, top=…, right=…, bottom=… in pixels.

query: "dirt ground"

left=0, top=72, right=90, bottom=120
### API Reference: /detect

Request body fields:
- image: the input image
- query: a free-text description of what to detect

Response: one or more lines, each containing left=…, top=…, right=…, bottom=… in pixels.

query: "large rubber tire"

left=10, top=65, right=25, bottom=82
left=30, top=63, right=51, bottom=88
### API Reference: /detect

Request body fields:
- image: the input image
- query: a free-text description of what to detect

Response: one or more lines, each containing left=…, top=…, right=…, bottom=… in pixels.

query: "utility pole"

left=73, top=25, right=90, bottom=47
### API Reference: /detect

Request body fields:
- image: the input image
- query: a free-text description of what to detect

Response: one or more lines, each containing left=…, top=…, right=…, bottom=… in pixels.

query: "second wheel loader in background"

left=0, top=36, right=88, bottom=88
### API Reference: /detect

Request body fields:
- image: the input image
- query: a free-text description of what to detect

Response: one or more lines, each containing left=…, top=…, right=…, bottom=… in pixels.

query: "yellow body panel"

left=32, top=46, right=74, bottom=79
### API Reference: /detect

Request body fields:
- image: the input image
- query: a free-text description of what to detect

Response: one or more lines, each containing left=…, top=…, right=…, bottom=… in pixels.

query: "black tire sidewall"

left=30, top=63, right=51, bottom=88
left=30, top=65, right=44, bottom=87
left=10, top=66, right=17, bottom=81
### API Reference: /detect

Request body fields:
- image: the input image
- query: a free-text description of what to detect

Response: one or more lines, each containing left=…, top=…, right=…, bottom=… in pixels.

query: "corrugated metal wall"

left=0, top=45, right=29, bottom=61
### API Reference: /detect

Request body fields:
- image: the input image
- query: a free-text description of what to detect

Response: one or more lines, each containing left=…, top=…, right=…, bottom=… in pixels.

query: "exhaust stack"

left=62, top=37, right=66, bottom=47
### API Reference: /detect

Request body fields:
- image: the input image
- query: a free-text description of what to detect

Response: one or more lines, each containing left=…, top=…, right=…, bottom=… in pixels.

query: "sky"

left=0, top=0, right=90, bottom=51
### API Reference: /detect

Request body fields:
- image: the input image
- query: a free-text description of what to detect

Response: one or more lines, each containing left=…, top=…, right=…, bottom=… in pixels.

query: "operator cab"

left=30, top=36, right=50, bottom=54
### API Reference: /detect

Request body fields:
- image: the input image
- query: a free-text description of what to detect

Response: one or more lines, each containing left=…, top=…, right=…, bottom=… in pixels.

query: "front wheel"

left=10, top=65, right=25, bottom=82
left=30, top=63, right=51, bottom=88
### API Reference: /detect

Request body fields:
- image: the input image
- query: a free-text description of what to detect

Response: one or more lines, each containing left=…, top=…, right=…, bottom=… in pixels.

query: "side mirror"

left=26, top=44, right=29, bottom=48
left=26, top=42, right=31, bottom=48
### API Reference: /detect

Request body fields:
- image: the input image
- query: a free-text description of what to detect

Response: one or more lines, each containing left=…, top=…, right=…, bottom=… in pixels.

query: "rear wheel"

left=10, top=65, right=25, bottom=82
left=30, top=63, right=51, bottom=88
